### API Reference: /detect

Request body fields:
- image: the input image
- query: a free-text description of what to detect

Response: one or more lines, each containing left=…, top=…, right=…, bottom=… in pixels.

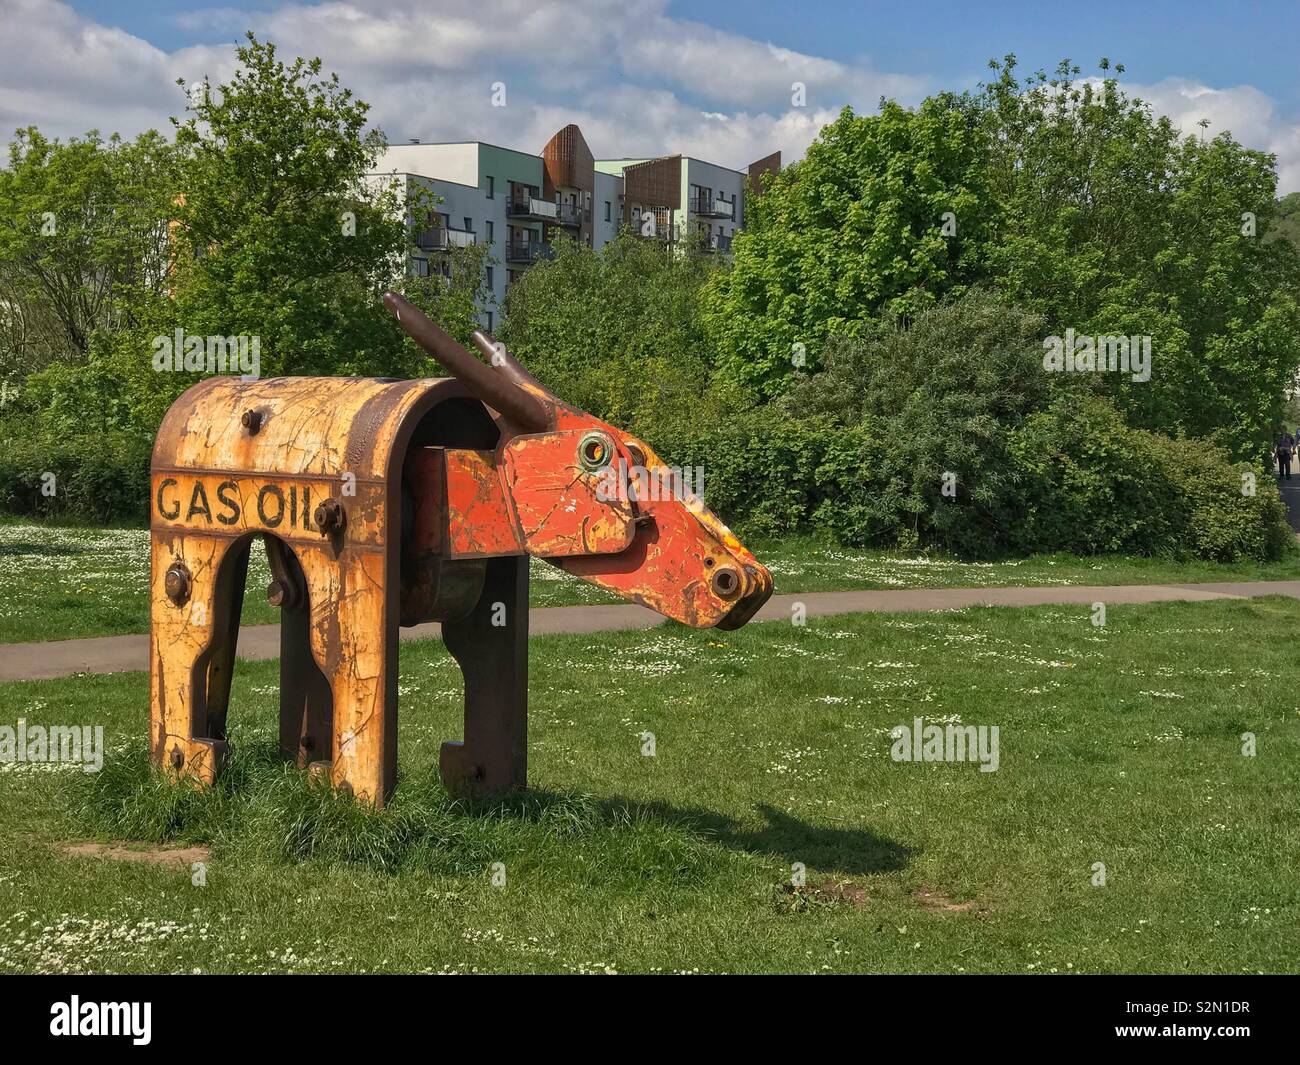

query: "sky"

left=3, top=0, right=1299, bottom=191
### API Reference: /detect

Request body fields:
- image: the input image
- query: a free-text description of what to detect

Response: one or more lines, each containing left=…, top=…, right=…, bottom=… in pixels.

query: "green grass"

left=1, top=597, right=1297, bottom=973
left=3, top=519, right=1300, bottom=643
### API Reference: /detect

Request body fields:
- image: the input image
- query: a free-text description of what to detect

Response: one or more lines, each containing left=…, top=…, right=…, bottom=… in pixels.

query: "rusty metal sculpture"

left=148, top=293, right=772, bottom=806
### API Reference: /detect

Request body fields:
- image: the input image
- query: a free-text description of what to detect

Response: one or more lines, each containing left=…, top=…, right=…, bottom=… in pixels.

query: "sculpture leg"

left=440, top=555, right=529, bottom=798
left=149, top=535, right=249, bottom=784
left=267, top=539, right=334, bottom=769
left=304, top=548, right=396, bottom=805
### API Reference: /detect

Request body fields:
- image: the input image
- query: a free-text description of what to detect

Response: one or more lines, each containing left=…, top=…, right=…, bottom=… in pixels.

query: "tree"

left=499, top=231, right=733, bottom=440
left=975, top=56, right=1300, bottom=461
left=702, top=96, right=998, bottom=398
left=0, top=127, right=176, bottom=384
left=1273, top=191, right=1300, bottom=251
left=126, top=34, right=434, bottom=424
left=707, top=56, right=1300, bottom=461
left=787, top=288, right=1057, bottom=555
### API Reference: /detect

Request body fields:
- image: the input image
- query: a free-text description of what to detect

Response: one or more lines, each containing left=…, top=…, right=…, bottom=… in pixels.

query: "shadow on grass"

left=0, top=541, right=80, bottom=558
left=518, top=794, right=911, bottom=877
left=68, top=743, right=909, bottom=881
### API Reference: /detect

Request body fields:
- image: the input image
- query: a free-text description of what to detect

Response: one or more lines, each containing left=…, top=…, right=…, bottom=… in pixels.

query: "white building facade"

left=369, top=126, right=779, bottom=328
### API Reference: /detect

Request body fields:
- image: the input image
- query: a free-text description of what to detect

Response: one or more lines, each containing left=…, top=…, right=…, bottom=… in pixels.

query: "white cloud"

left=0, top=0, right=910, bottom=170
left=1127, top=77, right=1300, bottom=194
left=0, top=0, right=1297, bottom=192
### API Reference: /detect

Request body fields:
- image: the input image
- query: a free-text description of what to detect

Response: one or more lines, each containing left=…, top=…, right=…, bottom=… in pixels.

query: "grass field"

left=0, top=596, right=1297, bottom=974
left=4, top=520, right=1300, bottom=643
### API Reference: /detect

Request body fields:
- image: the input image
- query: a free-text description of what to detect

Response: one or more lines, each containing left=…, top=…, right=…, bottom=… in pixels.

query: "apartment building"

left=370, top=125, right=779, bottom=328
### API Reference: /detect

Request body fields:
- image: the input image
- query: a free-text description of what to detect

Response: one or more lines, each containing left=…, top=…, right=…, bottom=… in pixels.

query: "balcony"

left=554, top=201, right=585, bottom=227
left=630, top=208, right=676, bottom=244
left=505, top=241, right=552, bottom=264
left=507, top=195, right=559, bottom=222
left=414, top=226, right=476, bottom=252
left=693, top=195, right=734, bottom=220
left=710, top=232, right=733, bottom=254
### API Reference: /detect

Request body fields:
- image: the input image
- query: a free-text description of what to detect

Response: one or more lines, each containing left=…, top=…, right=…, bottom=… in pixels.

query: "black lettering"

left=186, top=482, right=212, bottom=522
left=257, top=484, right=285, bottom=527
left=289, top=483, right=297, bottom=528
left=302, top=485, right=311, bottom=529
left=156, top=478, right=180, bottom=520
left=216, top=481, right=241, bottom=526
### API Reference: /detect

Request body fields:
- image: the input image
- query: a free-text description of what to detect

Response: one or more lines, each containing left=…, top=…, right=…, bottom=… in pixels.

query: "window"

left=483, top=310, right=494, bottom=332
left=485, top=220, right=494, bottom=243
left=486, top=266, right=495, bottom=290
left=464, top=216, right=473, bottom=232
left=486, top=176, right=495, bottom=199
left=410, top=257, right=429, bottom=278
left=604, top=201, right=611, bottom=222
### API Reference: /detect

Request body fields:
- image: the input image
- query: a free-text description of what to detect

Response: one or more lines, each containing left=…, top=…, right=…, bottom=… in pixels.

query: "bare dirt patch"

left=813, top=880, right=870, bottom=907
left=913, top=888, right=981, bottom=913
left=60, top=842, right=210, bottom=867
left=775, top=879, right=870, bottom=910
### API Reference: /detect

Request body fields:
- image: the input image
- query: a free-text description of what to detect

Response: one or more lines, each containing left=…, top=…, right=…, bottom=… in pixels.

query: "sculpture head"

left=383, top=291, right=772, bottom=629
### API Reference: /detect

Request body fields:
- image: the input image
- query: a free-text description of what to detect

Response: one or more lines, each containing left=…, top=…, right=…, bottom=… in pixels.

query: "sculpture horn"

left=470, top=329, right=548, bottom=392
left=382, top=292, right=550, bottom=432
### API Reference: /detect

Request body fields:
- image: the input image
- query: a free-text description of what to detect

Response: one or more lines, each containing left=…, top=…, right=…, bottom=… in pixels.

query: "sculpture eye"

left=578, top=431, right=614, bottom=472
left=711, top=567, right=741, bottom=599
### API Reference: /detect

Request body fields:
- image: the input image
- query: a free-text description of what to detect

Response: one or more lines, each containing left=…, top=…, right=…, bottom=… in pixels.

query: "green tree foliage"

left=650, top=291, right=1292, bottom=561
left=0, top=35, right=486, bottom=519
left=786, top=289, right=1058, bottom=555
left=1010, top=394, right=1290, bottom=561
left=703, top=96, right=995, bottom=398
left=977, top=57, right=1300, bottom=461
left=707, top=56, right=1300, bottom=462
left=123, top=34, right=422, bottom=424
left=1273, top=192, right=1300, bottom=250
left=0, top=127, right=176, bottom=385
left=498, top=232, right=737, bottom=442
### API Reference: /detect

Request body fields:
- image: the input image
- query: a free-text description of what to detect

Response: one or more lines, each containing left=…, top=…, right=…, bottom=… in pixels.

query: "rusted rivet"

left=169, top=747, right=184, bottom=770
left=314, top=497, right=346, bottom=536
left=241, top=409, right=263, bottom=434
left=711, top=567, right=741, bottom=600
left=266, top=579, right=289, bottom=608
left=578, top=431, right=614, bottom=473
left=164, top=562, right=192, bottom=605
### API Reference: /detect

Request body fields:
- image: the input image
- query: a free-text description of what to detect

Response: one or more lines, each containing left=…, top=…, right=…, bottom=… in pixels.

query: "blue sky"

left=66, top=0, right=1300, bottom=108
left=8, top=0, right=1300, bottom=190
left=698, top=1, right=1300, bottom=111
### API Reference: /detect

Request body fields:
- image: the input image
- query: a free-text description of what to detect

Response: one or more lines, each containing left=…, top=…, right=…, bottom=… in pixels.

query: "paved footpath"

left=3, top=580, right=1299, bottom=683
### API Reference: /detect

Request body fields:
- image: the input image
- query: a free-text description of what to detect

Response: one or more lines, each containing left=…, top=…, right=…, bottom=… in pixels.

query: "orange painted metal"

left=147, top=294, right=773, bottom=807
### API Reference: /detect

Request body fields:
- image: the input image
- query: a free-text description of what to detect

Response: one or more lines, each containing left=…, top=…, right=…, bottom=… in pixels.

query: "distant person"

left=1276, top=431, right=1294, bottom=480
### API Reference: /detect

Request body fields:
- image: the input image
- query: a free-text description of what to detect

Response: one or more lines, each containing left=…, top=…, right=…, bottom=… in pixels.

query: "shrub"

left=1008, top=395, right=1179, bottom=555
left=788, top=288, right=1059, bottom=554
left=1149, top=433, right=1291, bottom=562
left=648, top=412, right=841, bottom=541
left=0, top=420, right=152, bottom=523
left=1008, top=394, right=1291, bottom=561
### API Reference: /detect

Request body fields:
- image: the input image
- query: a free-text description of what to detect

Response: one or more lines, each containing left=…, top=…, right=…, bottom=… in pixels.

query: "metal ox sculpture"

left=148, top=293, right=772, bottom=805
